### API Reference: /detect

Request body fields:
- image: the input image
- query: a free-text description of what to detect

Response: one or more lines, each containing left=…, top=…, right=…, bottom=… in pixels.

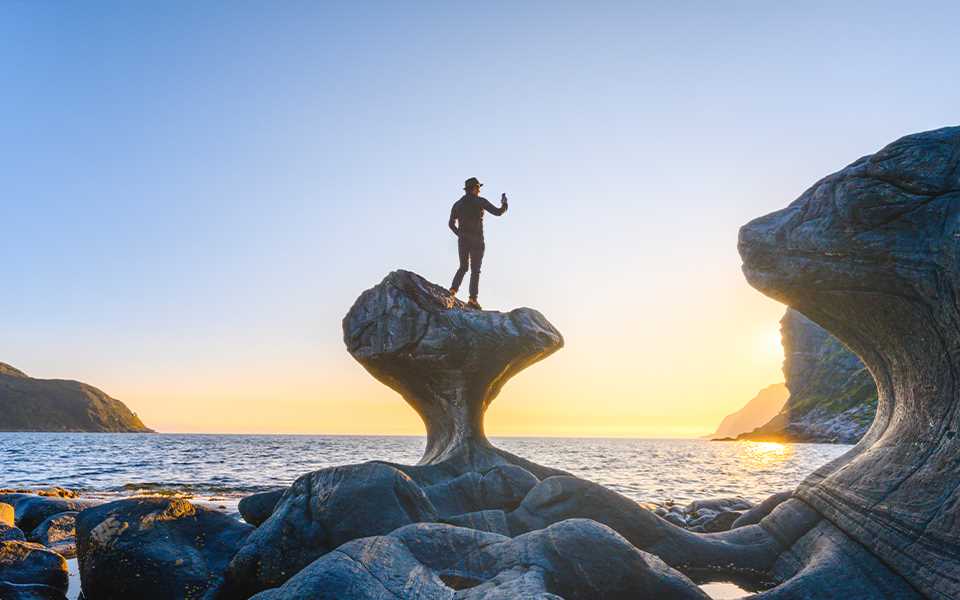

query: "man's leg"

left=451, top=236, right=469, bottom=293
left=468, top=240, right=485, bottom=300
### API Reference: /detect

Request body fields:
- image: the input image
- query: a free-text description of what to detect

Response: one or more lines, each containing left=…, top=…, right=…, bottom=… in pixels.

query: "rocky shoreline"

left=4, top=126, right=959, bottom=599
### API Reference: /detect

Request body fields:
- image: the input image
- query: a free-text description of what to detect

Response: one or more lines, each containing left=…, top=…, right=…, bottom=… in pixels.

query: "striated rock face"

left=740, top=309, right=877, bottom=443
left=739, top=126, right=960, bottom=599
left=343, top=270, right=563, bottom=466
left=0, top=362, right=152, bottom=432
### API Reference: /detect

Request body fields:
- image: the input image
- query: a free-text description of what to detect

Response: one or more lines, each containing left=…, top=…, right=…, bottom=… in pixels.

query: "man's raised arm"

left=482, top=193, right=509, bottom=216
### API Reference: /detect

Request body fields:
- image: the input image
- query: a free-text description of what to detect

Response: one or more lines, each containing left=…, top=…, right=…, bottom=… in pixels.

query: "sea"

left=1, top=433, right=848, bottom=508
left=0, top=434, right=851, bottom=600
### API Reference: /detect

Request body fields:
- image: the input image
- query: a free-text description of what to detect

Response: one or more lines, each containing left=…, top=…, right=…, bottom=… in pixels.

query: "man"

left=448, top=177, right=508, bottom=309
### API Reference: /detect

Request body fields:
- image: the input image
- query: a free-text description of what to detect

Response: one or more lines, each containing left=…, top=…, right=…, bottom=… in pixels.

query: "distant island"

left=0, top=362, right=152, bottom=432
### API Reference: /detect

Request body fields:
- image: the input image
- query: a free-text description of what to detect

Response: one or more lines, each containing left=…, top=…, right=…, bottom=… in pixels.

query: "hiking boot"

left=467, top=298, right=482, bottom=310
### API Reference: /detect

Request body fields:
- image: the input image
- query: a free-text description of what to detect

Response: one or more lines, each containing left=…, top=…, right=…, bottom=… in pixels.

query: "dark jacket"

left=448, top=195, right=507, bottom=239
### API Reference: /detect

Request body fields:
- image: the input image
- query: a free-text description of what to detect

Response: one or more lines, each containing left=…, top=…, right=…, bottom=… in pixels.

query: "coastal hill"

left=0, top=362, right=152, bottom=432
left=737, top=309, right=877, bottom=444
left=708, top=383, right=788, bottom=439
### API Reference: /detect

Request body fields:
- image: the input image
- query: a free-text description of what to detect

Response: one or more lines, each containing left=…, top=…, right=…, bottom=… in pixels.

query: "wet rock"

left=0, top=541, right=68, bottom=592
left=250, top=520, right=710, bottom=600
left=28, top=512, right=77, bottom=559
left=739, top=126, right=960, bottom=598
left=0, top=503, right=13, bottom=527
left=222, top=461, right=439, bottom=597
left=732, top=491, right=793, bottom=529
left=0, top=494, right=98, bottom=534
left=343, top=270, right=563, bottom=468
left=0, top=581, right=68, bottom=600
left=75, top=497, right=253, bottom=600
left=238, top=488, right=285, bottom=527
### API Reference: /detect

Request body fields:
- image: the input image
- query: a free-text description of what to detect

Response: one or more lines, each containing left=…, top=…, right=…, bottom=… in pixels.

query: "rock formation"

left=739, top=125, right=960, bottom=599
left=710, top=383, right=788, bottom=439
left=739, top=309, right=877, bottom=443
left=0, top=362, right=152, bottom=432
left=342, top=270, right=565, bottom=474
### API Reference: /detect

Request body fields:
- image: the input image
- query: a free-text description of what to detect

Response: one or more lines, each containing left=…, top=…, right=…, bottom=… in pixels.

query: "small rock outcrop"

left=739, top=126, right=960, bottom=599
left=739, top=309, right=877, bottom=443
left=343, top=270, right=563, bottom=467
left=0, top=362, right=152, bottom=432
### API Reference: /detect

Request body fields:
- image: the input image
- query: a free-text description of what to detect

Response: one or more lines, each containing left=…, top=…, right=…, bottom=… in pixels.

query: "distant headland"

left=0, top=362, right=152, bottom=433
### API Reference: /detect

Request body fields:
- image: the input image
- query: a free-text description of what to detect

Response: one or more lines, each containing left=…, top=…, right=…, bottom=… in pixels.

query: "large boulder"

left=739, top=126, right=960, bottom=599
left=0, top=581, right=67, bottom=600
left=222, top=462, right=439, bottom=597
left=250, top=520, right=710, bottom=600
left=75, top=497, right=253, bottom=600
left=343, top=270, right=563, bottom=468
left=0, top=541, right=68, bottom=592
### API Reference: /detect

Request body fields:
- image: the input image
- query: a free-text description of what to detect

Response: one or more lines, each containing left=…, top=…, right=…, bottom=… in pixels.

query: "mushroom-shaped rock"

left=343, top=270, right=563, bottom=466
left=739, top=126, right=960, bottom=599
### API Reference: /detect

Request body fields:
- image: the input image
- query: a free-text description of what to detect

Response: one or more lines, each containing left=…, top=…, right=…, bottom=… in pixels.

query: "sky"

left=2, top=2, right=958, bottom=437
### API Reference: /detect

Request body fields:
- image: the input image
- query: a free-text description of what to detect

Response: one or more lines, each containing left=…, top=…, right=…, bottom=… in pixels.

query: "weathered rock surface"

left=343, top=270, right=563, bottom=467
left=238, top=488, right=285, bottom=527
left=739, top=309, right=877, bottom=443
left=75, top=497, right=253, bottom=600
left=0, top=362, right=152, bottom=432
left=223, top=462, right=440, bottom=597
left=28, top=512, right=77, bottom=559
left=739, top=126, right=960, bottom=599
left=250, top=520, right=710, bottom=600
left=0, top=541, right=68, bottom=593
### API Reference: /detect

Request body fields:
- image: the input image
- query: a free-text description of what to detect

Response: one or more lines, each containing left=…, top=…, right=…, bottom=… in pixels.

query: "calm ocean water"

left=0, top=433, right=848, bottom=507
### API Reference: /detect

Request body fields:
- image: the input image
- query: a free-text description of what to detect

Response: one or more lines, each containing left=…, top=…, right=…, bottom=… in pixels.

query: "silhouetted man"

left=449, top=177, right=508, bottom=309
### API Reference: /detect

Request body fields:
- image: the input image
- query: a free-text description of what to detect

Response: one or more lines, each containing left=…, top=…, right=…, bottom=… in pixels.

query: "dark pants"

left=451, top=235, right=485, bottom=299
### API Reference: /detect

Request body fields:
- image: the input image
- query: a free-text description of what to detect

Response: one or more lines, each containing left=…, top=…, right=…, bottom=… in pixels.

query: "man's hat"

left=464, top=177, right=483, bottom=190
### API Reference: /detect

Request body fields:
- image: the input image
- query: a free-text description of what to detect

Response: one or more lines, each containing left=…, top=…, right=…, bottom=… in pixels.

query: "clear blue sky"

left=2, top=2, right=958, bottom=434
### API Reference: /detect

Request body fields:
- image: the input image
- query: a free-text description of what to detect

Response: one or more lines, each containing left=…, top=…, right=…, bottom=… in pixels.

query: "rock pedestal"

left=343, top=270, right=564, bottom=467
